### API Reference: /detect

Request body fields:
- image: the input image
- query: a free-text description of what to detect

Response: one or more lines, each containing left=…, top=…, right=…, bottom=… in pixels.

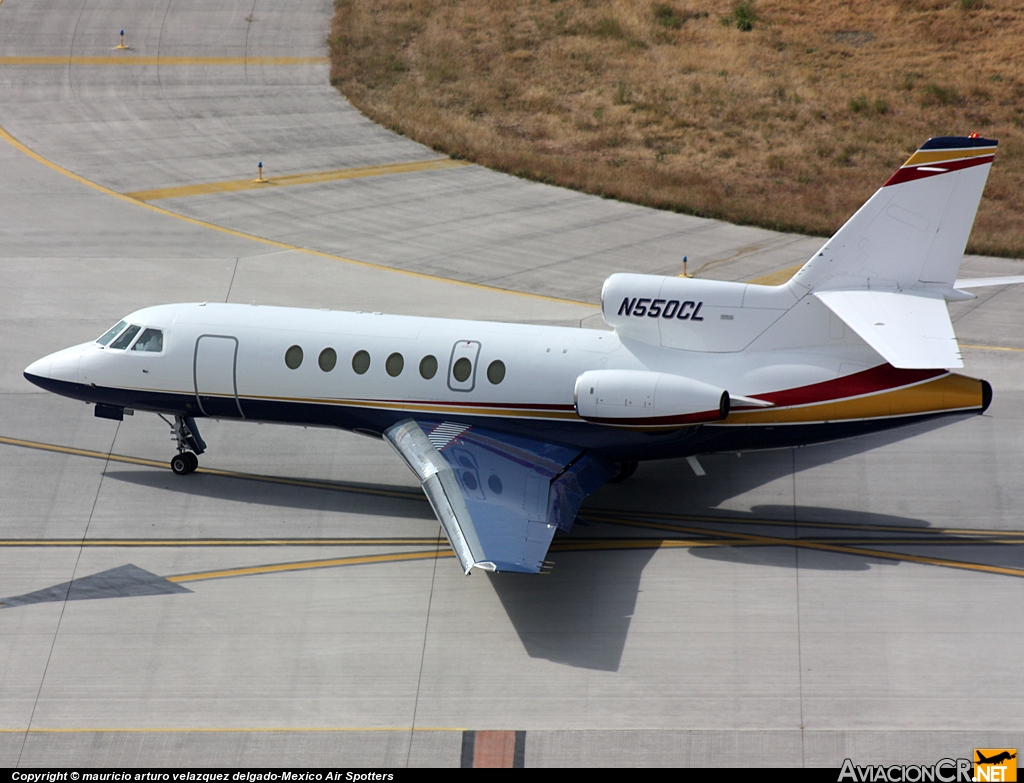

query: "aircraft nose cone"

left=24, top=348, right=82, bottom=387
left=24, top=356, right=52, bottom=383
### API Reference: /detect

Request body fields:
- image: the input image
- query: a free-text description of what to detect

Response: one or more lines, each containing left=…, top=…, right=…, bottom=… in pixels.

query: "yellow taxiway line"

left=591, top=514, right=1024, bottom=579
left=4, top=433, right=1024, bottom=540
left=0, top=434, right=423, bottom=501
left=126, top=159, right=472, bottom=201
left=167, top=549, right=452, bottom=583
left=586, top=507, right=1024, bottom=540
left=0, top=56, right=328, bottom=66
left=0, top=123, right=591, bottom=308
left=0, top=726, right=464, bottom=733
left=747, top=263, right=803, bottom=286
left=960, top=343, right=1024, bottom=353
left=0, top=538, right=442, bottom=547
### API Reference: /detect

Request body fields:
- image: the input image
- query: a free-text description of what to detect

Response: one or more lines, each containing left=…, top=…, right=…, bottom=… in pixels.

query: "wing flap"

left=814, top=289, right=962, bottom=370
left=384, top=419, right=616, bottom=574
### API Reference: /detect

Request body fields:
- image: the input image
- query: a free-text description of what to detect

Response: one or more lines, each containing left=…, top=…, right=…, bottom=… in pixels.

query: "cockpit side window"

left=96, top=321, right=127, bottom=346
left=109, top=324, right=141, bottom=350
left=131, top=328, right=164, bottom=353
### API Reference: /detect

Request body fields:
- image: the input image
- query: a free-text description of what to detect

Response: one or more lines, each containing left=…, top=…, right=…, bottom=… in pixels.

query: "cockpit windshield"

left=96, top=320, right=127, bottom=346
left=109, top=324, right=141, bottom=350
left=131, top=328, right=164, bottom=352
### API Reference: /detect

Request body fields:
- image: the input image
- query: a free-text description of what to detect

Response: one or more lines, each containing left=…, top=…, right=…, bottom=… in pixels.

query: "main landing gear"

left=609, top=461, right=638, bottom=483
left=160, top=414, right=207, bottom=476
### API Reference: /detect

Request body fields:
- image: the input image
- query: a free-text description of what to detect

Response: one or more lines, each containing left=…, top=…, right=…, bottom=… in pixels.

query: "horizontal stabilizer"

left=815, top=290, right=962, bottom=370
left=955, top=276, right=1024, bottom=289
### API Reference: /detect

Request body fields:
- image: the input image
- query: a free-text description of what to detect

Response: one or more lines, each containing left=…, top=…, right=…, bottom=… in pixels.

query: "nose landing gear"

left=171, top=451, right=199, bottom=475
left=160, top=414, right=206, bottom=475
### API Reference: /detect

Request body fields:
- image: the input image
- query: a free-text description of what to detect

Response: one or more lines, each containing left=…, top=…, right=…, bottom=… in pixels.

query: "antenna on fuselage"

left=681, top=255, right=692, bottom=278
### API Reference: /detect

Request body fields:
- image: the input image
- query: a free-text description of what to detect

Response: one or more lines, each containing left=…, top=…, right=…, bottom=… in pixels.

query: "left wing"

left=384, top=419, right=617, bottom=574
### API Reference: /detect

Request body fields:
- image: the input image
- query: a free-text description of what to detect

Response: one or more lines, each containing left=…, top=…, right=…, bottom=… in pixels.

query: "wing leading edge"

left=384, top=419, right=617, bottom=574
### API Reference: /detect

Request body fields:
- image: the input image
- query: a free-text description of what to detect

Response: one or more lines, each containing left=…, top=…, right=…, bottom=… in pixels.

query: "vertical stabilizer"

left=791, top=136, right=997, bottom=295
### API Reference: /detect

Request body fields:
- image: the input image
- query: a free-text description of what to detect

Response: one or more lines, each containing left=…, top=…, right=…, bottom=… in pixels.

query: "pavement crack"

left=16, top=421, right=120, bottom=767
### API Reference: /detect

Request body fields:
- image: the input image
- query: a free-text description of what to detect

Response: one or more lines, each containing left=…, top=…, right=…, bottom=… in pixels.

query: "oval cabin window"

left=318, top=348, right=337, bottom=372
left=487, top=360, right=505, bottom=384
left=352, top=350, right=370, bottom=375
left=453, top=357, right=472, bottom=383
left=386, top=352, right=404, bottom=377
left=285, top=345, right=303, bottom=370
left=419, top=355, right=438, bottom=379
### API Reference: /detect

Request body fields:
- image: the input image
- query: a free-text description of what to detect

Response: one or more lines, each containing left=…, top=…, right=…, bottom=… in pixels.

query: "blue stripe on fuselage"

left=22, top=373, right=976, bottom=463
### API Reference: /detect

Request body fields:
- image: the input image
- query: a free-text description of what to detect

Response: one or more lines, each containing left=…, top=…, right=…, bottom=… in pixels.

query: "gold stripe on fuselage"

left=124, top=372, right=984, bottom=427
left=725, top=373, right=982, bottom=425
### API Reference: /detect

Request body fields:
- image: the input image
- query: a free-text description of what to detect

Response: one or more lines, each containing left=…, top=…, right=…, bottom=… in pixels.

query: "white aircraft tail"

left=603, top=137, right=998, bottom=370
left=789, top=136, right=997, bottom=369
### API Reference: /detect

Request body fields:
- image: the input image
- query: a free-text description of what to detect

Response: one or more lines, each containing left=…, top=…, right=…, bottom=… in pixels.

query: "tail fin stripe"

left=884, top=153, right=994, bottom=187
left=904, top=146, right=996, bottom=167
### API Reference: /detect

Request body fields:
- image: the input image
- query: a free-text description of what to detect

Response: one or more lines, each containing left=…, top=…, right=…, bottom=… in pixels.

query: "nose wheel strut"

left=160, top=414, right=206, bottom=475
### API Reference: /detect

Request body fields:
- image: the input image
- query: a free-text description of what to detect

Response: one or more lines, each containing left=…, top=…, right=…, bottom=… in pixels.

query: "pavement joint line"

left=125, top=159, right=473, bottom=201
left=0, top=124, right=591, bottom=308
left=0, top=56, right=329, bottom=66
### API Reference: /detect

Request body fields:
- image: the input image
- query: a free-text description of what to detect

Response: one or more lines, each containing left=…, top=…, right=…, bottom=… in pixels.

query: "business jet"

left=24, top=136, right=1022, bottom=574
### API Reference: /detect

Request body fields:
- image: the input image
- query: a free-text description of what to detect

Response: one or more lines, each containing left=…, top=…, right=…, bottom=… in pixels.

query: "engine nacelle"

left=574, top=370, right=729, bottom=428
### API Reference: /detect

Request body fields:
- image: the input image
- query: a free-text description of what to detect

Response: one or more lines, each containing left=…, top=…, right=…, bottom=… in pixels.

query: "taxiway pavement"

left=1, top=0, right=1022, bottom=768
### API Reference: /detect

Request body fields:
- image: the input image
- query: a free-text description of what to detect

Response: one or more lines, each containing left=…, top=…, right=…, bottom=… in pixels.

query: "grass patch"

left=330, top=0, right=1024, bottom=257
left=723, top=1, right=758, bottom=31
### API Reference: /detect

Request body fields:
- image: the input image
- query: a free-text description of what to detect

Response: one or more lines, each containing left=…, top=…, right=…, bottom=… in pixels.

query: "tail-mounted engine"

left=574, top=369, right=729, bottom=428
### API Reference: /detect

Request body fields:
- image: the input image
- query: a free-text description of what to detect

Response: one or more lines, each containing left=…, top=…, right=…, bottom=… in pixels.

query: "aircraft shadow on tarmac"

left=4, top=415, right=1021, bottom=672
left=102, top=468, right=436, bottom=521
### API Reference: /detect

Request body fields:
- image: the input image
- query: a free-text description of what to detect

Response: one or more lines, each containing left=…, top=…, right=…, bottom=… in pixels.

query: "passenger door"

left=193, top=335, right=245, bottom=418
left=447, top=340, right=480, bottom=392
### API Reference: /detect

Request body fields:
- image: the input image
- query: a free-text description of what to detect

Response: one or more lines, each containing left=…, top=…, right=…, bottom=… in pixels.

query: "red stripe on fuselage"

left=883, top=154, right=994, bottom=187
left=752, top=365, right=945, bottom=408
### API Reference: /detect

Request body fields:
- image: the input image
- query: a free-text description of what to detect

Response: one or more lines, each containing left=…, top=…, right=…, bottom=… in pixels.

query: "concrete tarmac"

left=1, top=0, right=1023, bottom=769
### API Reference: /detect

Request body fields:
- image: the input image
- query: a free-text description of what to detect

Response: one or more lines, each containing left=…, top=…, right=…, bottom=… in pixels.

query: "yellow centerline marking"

left=0, top=727, right=464, bottom=733
left=0, top=56, right=328, bottom=66
left=591, top=514, right=1024, bottom=579
left=167, top=549, right=453, bottom=583
left=6, top=433, right=1024, bottom=538
left=0, top=434, right=424, bottom=501
left=585, top=507, right=1024, bottom=539
left=960, top=343, right=1024, bottom=353
left=0, top=538, right=441, bottom=547
left=747, top=263, right=803, bottom=286
left=126, top=159, right=472, bottom=201
left=2, top=434, right=1022, bottom=581
left=0, top=124, right=591, bottom=308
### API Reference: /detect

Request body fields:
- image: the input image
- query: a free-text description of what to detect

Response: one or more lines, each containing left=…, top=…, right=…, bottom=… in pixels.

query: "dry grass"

left=330, top=0, right=1024, bottom=258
